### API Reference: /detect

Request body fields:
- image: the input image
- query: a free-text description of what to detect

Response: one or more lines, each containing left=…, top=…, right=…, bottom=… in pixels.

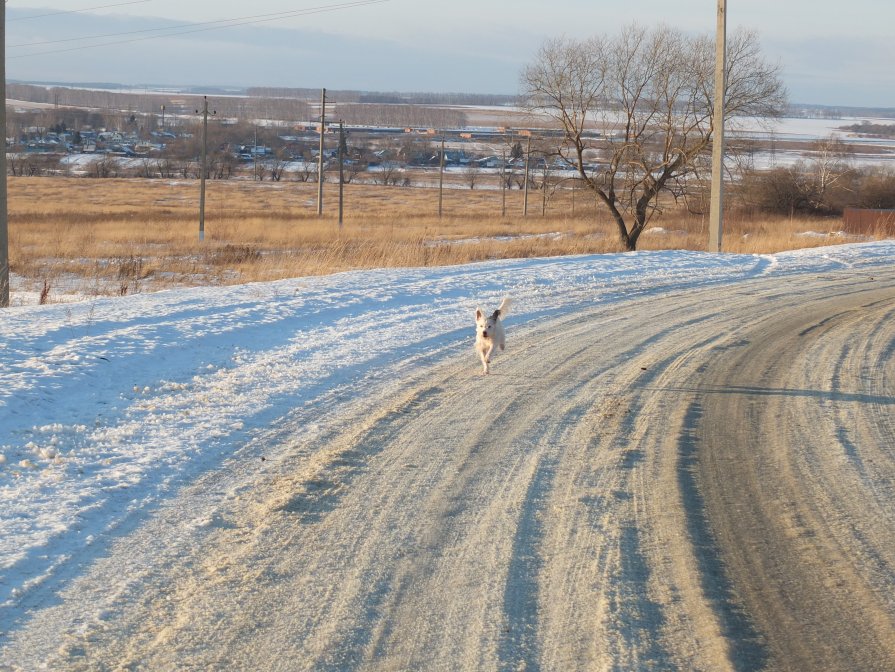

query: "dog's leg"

left=484, top=343, right=494, bottom=374
left=477, top=343, right=489, bottom=374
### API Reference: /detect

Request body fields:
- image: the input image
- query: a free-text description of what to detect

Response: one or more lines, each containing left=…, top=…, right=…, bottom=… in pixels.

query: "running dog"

left=474, top=297, right=511, bottom=374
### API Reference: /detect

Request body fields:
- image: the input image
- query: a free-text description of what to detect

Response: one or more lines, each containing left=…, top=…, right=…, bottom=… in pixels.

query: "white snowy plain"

left=1, top=241, right=893, bottom=640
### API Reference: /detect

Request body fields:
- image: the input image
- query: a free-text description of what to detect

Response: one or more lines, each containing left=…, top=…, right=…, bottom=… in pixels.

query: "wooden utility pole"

left=523, top=136, right=532, bottom=217
left=708, top=0, right=727, bottom=253
left=501, top=148, right=507, bottom=218
left=253, top=126, right=258, bottom=181
left=338, top=121, right=344, bottom=228
left=0, top=3, right=8, bottom=307
left=317, top=88, right=326, bottom=217
left=198, top=96, right=212, bottom=242
left=438, top=135, right=445, bottom=218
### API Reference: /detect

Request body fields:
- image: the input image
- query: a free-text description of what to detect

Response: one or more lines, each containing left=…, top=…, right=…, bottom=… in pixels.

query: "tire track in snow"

left=4, top=268, right=895, bottom=671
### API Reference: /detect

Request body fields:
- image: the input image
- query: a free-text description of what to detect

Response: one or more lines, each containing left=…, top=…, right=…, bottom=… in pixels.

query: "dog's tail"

left=497, top=297, right=511, bottom=317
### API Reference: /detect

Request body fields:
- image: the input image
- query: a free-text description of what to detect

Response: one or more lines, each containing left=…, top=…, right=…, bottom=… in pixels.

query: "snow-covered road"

left=1, top=242, right=894, bottom=668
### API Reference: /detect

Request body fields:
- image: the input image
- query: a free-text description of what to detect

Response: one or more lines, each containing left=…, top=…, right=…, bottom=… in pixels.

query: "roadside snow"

left=1, top=242, right=893, bottom=625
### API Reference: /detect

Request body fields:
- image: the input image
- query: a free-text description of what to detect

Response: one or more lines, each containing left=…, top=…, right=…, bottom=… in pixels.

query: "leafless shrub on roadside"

left=115, top=255, right=144, bottom=295
left=207, top=244, right=262, bottom=266
left=39, top=279, right=51, bottom=305
left=116, top=255, right=143, bottom=281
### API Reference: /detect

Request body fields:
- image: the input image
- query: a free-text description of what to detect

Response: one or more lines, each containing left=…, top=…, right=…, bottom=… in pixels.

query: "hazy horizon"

left=6, top=1, right=895, bottom=109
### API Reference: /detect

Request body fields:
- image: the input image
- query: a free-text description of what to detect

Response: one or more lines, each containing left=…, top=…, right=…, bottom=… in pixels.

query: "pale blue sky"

left=6, top=0, right=894, bottom=107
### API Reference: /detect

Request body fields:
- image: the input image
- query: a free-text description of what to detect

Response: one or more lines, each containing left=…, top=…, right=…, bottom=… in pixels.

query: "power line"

left=8, top=1, right=153, bottom=22
left=8, top=0, right=390, bottom=59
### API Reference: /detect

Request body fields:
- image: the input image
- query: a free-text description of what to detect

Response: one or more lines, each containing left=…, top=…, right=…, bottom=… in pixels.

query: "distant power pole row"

left=195, top=88, right=340, bottom=237
left=0, top=0, right=728, bottom=310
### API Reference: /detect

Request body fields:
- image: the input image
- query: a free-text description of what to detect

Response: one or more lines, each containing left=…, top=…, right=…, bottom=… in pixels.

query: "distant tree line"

left=8, top=83, right=467, bottom=131
left=838, top=122, right=895, bottom=138
left=248, top=86, right=516, bottom=107
left=335, top=103, right=466, bottom=129
left=790, top=104, right=895, bottom=120
left=7, top=84, right=312, bottom=124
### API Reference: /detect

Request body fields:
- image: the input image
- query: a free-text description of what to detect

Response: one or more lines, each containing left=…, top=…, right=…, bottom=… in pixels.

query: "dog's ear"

left=475, top=308, right=484, bottom=321
left=491, top=309, right=500, bottom=320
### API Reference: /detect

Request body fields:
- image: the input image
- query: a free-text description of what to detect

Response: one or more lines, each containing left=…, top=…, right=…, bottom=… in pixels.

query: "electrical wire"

left=8, top=0, right=390, bottom=59
left=8, top=1, right=153, bottom=22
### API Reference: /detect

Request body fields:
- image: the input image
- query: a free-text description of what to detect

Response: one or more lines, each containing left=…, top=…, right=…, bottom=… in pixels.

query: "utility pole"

left=522, top=136, right=532, bottom=217
left=501, top=148, right=507, bottom=217
left=2, top=3, right=10, bottom=307
left=708, top=0, right=727, bottom=253
left=438, top=135, right=445, bottom=218
left=338, top=121, right=344, bottom=228
left=197, top=96, right=214, bottom=242
left=317, top=88, right=326, bottom=217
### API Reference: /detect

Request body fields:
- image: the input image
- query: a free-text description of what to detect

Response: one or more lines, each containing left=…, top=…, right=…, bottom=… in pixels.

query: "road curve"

left=3, top=267, right=895, bottom=671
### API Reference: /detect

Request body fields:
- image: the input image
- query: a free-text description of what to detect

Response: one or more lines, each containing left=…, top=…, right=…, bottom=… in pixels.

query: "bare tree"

left=180, top=160, right=197, bottom=180
left=343, top=158, right=365, bottom=184
left=738, top=136, right=855, bottom=216
left=211, top=153, right=237, bottom=180
left=138, top=158, right=157, bottom=179
left=374, top=162, right=402, bottom=186
left=464, top=161, right=481, bottom=189
left=521, top=24, right=786, bottom=250
left=156, top=159, right=177, bottom=179
left=294, top=158, right=317, bottom=183
left=268, top=150, right=290, bottom=182
left=91, top=156, right=119, bottom=179
left=798, top=136, right=854, bottom=212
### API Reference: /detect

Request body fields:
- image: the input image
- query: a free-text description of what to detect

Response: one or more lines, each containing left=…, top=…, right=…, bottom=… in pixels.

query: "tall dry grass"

left=7, top=176, right=879, bottom=299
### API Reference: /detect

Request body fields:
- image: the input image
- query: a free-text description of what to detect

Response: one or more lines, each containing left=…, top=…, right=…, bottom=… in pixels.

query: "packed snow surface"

left=1, top=242, right=893, bottom=629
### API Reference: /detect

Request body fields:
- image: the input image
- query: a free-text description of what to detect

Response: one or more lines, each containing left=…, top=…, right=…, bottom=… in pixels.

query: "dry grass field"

left=8, top=175, right=875, bottom=301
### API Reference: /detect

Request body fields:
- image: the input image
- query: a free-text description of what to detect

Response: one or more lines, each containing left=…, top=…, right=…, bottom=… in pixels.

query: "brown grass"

left=7, top=176, right=878, bottom=299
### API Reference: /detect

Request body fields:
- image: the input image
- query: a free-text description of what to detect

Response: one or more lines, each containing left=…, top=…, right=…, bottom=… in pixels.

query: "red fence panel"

left=843, top=208, right=895, bottom=236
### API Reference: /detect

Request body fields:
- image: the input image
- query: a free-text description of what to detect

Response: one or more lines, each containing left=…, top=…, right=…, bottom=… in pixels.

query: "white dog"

left=474, top=297, right=511, bottom=374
